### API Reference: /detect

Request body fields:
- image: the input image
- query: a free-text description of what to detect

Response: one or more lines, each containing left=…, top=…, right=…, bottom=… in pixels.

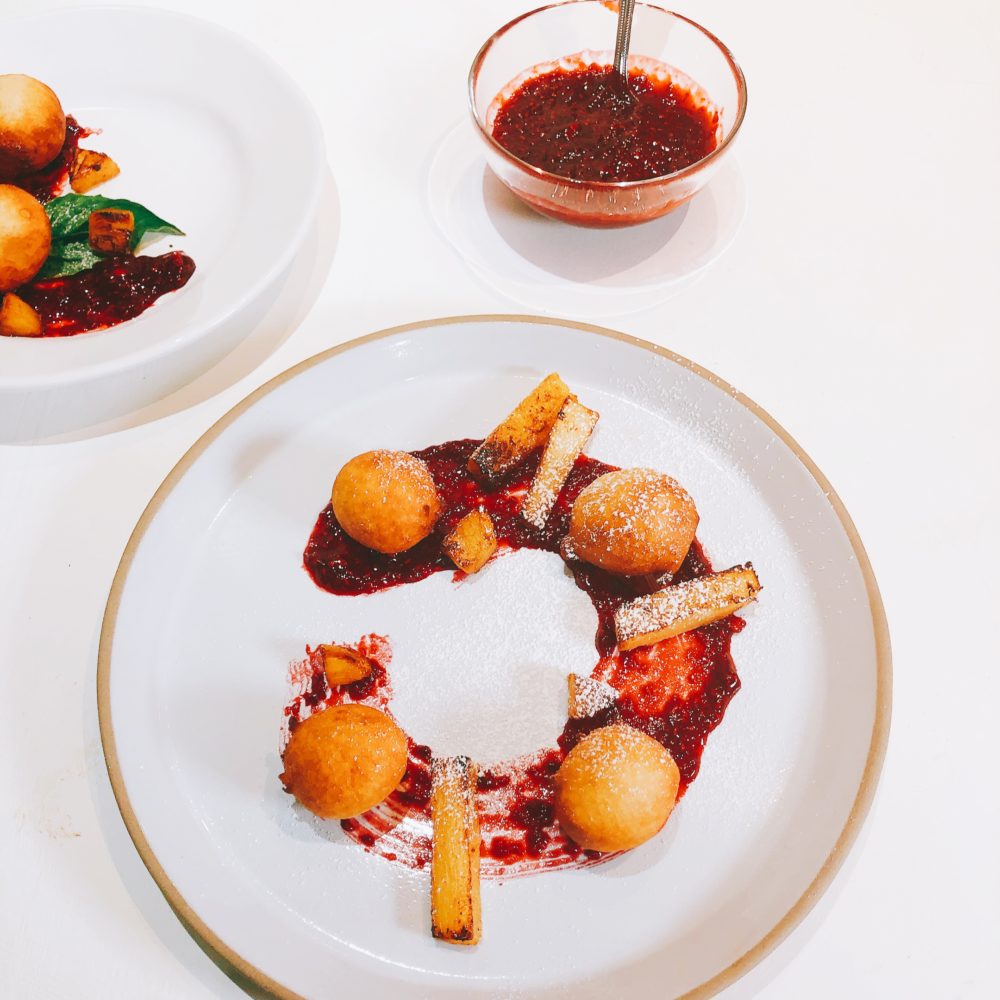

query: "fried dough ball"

left=332, top=449, right=441, bottom=554
left=280, top=704, right=408, bottom=820
left=554, top=724, right=680, bottom=852
left=0, top=75, right=66, bottom=180
left=568, top=468, right=698, bottom=577
left=0, top=185, right=51, bottom=292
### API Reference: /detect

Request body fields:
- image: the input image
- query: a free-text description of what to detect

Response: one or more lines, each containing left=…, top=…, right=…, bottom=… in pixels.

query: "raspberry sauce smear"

left=290, top=438, right=746, bottom=878
left=17, top=252, right=196, bottom=338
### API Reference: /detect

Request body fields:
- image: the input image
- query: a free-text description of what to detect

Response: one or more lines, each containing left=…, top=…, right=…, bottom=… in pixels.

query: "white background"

left=0, top=1, right=997, bottom=998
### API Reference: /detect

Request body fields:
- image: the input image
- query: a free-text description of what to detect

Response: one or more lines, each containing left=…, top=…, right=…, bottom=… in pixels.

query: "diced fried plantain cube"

left=70, top=149, right=121, bottom=193
left=615, top=563, right=762, bottom=651
left=522, top=396, right=599, bottom=528
left=567, top=673, right=617, bottom=719
left=468, top=373, right=571, bottom=486
left=442, top=510, right=497, bottom=574
left=319, top=644, right=372, bottom=686
left=88, top=208, right=135, bottom=254
left=0, top=293, right=42, bottom=337
left=431, top=755, right=482, bottom=945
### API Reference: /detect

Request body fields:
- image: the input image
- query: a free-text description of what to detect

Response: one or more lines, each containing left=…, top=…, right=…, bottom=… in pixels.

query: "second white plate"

left=0, top=6, right=324, bottom=439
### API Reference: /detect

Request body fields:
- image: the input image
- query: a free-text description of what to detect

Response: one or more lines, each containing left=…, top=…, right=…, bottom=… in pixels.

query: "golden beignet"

left=0, top=75, right=66, bottom=180
left=0, top=185, right=51, bottom=292
left=332, top=449, right=441, bottom=554
left=554, top=724, right=680, bottom=852
left=568, top=468, right=698, bottom=576
left=280, top=704, right=408, bottom=820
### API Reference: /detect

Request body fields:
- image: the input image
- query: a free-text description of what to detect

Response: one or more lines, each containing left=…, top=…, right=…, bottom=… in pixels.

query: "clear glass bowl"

left=468, top=1, right=746, bottom=228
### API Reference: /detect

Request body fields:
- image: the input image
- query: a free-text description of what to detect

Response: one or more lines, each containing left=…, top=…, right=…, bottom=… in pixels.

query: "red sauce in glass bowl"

left=292, top=439, right=745, bottom=877
left=16, top=251, right=196, bottom=338
left=491, top=65, right=719, bottom=183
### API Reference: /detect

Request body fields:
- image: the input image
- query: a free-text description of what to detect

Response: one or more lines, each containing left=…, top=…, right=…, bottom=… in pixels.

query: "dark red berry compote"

left=287, top=438, right=746, bottom=878
left=16, top=251, right=196, bottom=337
left=491, top=64, right=719, bottom=182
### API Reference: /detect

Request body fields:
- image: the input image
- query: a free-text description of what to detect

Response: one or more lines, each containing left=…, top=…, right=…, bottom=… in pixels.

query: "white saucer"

left=427, top=121, right=747, bottom=317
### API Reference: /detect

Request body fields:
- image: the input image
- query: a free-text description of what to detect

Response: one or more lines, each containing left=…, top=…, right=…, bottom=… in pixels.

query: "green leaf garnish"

left=37, top=193, right=185, bottom=280
left=36, top=240, right=104, bottom=280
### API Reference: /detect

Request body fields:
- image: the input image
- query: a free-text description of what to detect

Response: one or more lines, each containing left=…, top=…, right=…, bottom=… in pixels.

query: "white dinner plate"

left=99, top=316, right=890, bottom=999
left=0, top=6, right=323, bottom=440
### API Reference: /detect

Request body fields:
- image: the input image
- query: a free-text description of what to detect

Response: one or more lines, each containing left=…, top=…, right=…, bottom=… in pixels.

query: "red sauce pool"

left=491, top=65, right=719, bottom=182
left=294, top=439, right=744, bottom=875
left=15, top=251, right=196, bottom=338
left=15, top=116, right=89, bottom=203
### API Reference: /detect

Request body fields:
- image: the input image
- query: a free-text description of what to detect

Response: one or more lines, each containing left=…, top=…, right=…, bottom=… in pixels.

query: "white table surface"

left=1, top=0, right=998, bottom=996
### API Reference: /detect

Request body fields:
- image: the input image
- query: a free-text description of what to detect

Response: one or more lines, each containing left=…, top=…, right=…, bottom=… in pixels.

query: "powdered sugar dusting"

left=367, top=448, right=433, bottom=485
left=384, top=551, right=596, bottom=764
left=615, top=564, right=760, bottom=646
left=568, top=673, right=618, bottom=718
left=522, top=399, right=599, bottom=529
left=571, top=468, right=698, bottom=574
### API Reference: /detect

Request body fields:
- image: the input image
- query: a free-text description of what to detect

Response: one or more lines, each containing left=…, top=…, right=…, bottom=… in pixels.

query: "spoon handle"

left=613, top=0, right=637, bottom=80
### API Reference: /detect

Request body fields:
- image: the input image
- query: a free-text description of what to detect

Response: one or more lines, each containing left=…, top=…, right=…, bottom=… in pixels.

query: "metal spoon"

left=612, top=0, right=637, bottom=101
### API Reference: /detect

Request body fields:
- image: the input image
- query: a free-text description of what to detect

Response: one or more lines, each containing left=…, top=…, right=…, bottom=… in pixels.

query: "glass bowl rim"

left=467, top=0, right=748, bottom=192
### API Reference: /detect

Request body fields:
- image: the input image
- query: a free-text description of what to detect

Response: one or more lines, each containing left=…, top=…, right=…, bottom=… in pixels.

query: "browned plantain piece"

left=319, top=644, right=372, bottom=686
left=567, top=673, right=617, bottom=719
left=0, top=293, right=42, bottom=337
left=70, top=149, right=120, bottom=193
left=431, top=755, right=482, bottom=945
left=615, top=563, right=761, bottom=651
left=88, top=208, right=134, bottom=254
left=521, top=396, right=599, bottom=529
left=442, top=510, right=497, bottom=574
left=468, top=373, right=571, bottom=486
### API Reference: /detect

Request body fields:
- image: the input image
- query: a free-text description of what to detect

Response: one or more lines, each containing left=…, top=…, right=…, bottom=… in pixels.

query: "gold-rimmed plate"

left=99, top=316, right=890, bottom=998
